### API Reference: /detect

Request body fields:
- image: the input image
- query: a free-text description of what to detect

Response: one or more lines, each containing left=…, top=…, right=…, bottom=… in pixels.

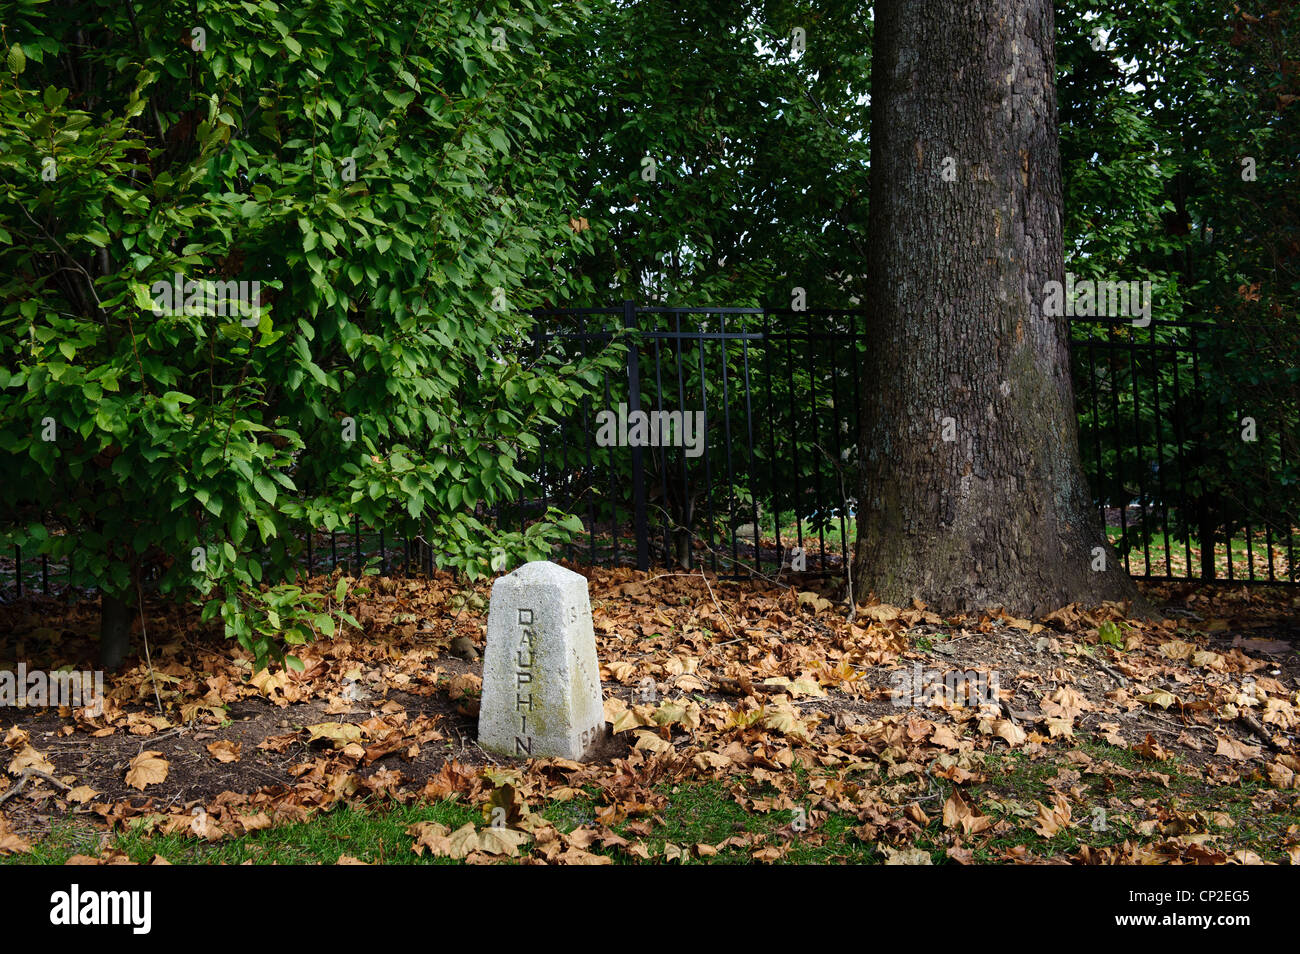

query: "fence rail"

left=517, top=302, right=862, bottom=578
left=1071, top=315, right=1298, bottom=585
left=3, top=305, right=1296, bottom=600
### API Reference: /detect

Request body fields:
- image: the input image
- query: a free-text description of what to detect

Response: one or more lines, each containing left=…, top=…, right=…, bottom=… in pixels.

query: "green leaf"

left=253, top=475, right=277, bottom=505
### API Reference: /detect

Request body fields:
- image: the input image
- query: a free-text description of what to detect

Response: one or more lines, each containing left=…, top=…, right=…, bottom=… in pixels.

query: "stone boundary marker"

left=478, top=561, right=605, bottom=760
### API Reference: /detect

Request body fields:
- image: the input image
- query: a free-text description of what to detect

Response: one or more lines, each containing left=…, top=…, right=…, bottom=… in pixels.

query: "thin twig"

left=1237, top=711, right=1285, bottom=752
left=696, top=568, right=736, bottom=639
left=139, top=726, right=189, bottom=749
left=0, top=768, right=71, bottom=805
left=137, top=578, right=164, bottom=714
left=1088, top=652, right=1129, bottom=687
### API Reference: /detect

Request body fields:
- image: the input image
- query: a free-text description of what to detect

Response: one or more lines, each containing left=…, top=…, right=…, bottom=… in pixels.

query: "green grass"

left=4, top=799, right=483, bottom=865
left=1105, top=523, right=1297, bottom=581
left=773, top=517, right=856, bottom=550
left=610, top=780, right=883, bottom=864
left=974, top=740, right=1300, bottom=863
left=7, top=740, right=1295, bottom=864
left=1, top=779, right=890, bottom=865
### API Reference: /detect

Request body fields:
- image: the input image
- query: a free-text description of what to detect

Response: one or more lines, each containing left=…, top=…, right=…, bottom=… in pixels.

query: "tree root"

left=1237, top=711, right=1286, bottom=752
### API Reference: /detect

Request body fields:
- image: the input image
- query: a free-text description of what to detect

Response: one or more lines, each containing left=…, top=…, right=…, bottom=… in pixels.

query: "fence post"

left=1189, top=326, right=1216, bottom=580
left=624, top=300, right=650, bottom=571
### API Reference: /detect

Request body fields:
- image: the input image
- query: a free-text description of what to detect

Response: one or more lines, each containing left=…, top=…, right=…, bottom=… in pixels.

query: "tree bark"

left=853, top=0, right=1141, bottom=616
left=99, top=591, right=134, bottom=671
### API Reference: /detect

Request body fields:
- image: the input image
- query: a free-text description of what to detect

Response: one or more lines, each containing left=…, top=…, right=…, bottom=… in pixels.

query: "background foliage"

left=1058, top=0, right=1299, bottom=569
left=0, top=0, right=609, bottom=665
left=1, top=0, right=1295, bottom=667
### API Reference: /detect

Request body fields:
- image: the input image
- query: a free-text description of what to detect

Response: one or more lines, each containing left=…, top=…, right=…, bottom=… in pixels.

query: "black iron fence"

left=516, top=302, right=862, bottom=577
left=4, top=305, right=1297, bottom=598
left=1071, top=315, right=1298, bottom=585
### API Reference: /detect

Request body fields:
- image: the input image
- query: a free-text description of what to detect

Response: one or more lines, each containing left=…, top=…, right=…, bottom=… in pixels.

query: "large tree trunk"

left=852, top=0, right=1140, bottom=616
left=99, top=591, right=134, bottom=671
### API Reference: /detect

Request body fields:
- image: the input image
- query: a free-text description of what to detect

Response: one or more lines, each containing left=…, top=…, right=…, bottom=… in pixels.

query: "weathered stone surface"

left=477, top=561, right=605, bottom=760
